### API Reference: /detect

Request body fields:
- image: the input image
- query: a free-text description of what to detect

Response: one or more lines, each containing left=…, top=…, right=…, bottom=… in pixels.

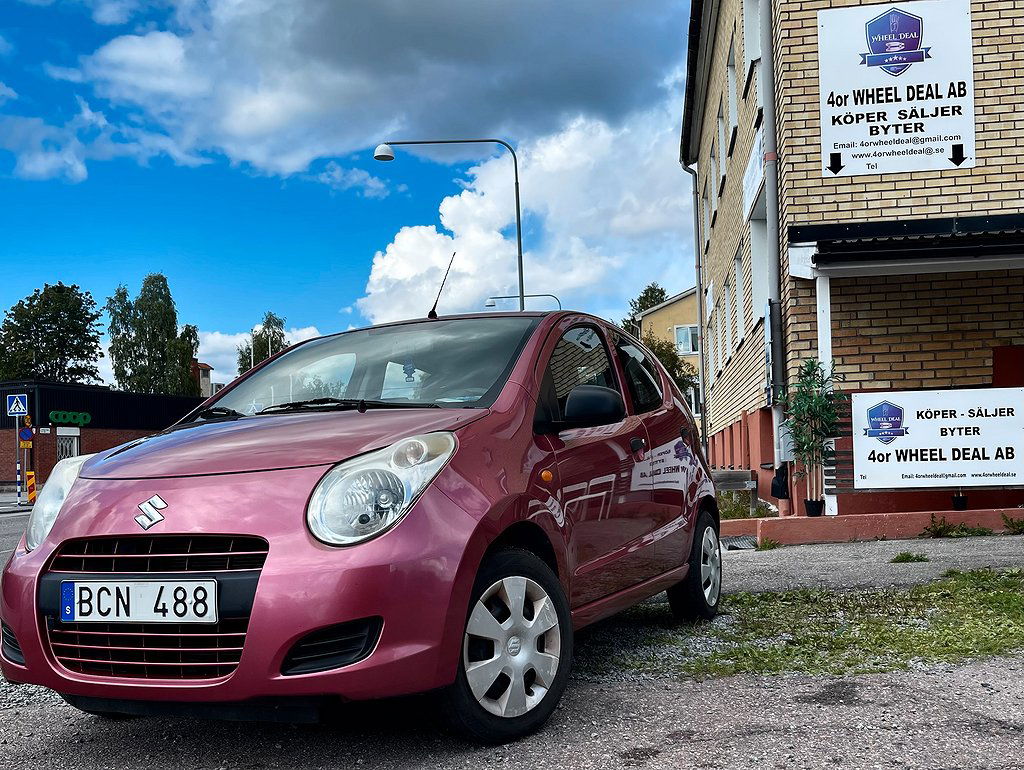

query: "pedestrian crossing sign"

left=6, top=394, right=28, bottom=418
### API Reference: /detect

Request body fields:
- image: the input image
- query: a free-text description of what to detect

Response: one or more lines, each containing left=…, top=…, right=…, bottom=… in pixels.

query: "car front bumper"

left=0, top=466, right=483, bottom=705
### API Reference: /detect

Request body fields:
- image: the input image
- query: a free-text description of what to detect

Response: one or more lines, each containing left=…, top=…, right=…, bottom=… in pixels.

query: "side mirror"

left=562, top=385, right=625, bottom=429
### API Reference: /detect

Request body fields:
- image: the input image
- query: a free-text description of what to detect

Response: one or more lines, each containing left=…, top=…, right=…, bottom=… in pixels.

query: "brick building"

left=1, top=381, right=203, bottom=485
left=681, top=0, right=1024, bottom=517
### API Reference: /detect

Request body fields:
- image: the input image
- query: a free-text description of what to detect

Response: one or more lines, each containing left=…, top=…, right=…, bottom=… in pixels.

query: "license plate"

left=60, top=580, right=218, bottom=624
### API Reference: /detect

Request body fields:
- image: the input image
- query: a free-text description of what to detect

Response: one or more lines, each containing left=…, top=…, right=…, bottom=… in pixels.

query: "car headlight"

left=307, top=432, right=457, bottom=546
left=25, top=454, right=95, bottom=552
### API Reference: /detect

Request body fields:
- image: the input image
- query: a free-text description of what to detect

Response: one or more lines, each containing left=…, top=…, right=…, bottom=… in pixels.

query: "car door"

left=537, top=324, right=653, bottom=608
left=614, top=336, right=698, bottom=576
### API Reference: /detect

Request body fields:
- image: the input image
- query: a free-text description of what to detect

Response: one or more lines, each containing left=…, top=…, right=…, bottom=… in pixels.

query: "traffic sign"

left=19, top=440, right=32, bottom=450
left=18, top=427, right=32, bottom=441
left=6, top=394, right=28, bottom=418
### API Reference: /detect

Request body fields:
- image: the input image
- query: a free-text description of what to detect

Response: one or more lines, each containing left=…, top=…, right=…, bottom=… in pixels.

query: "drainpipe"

left=680, top=163, right=710, bottom=456
left=759, top=0, right=788, bottom=470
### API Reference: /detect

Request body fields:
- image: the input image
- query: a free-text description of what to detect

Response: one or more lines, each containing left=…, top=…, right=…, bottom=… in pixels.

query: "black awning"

left=789, top=213, right=1024, bottom=266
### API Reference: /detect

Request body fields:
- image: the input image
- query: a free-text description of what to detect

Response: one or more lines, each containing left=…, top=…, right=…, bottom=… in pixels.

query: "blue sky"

left=0, top=0, right=694, bottom=381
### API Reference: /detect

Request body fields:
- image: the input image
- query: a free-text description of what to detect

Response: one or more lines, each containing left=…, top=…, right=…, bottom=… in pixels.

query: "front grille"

left=47, top=618, right=248, bottom=679
left=281, top=618, right=383, bottom=676
left=1, top=621, right=24, bottom=665
left=49, top=535, right=269, bottom=574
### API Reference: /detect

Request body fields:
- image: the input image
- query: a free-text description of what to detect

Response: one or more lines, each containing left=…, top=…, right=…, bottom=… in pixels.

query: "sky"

left=0, top=0, right=695, bottom=383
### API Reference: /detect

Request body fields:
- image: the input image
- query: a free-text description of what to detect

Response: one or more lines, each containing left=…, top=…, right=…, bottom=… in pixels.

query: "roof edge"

left=637, top=286, right=698, bottom=319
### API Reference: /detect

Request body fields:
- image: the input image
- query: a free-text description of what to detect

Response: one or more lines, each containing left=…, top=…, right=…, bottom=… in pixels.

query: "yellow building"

left=636, top=288, right=701, bottom=415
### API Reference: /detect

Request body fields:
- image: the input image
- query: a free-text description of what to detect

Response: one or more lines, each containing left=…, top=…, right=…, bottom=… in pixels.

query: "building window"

left=750, top=192, right=769, bottom=322
left=710, top=147, right=719, bottom=211
left=716, top=305, right=726, bottom=370
left=706, top=316, right=716, bottom=381
left=674, top=325, right=700, bottom=355
left=724, top=283, right=734, bottom=352
left=702, top=189, right=711, bottom=243
left=743, top=0, right=761, bottom=68
left=727, top=40, right=738, bottom=152
left=717, top=104, right=727, bottom=183
left=734, top=252, right=746, bottom=341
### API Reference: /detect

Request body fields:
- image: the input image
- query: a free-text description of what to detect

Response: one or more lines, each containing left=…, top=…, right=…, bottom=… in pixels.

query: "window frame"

left=674, top=324, right=700, bottom=356
left=614, top=337, right=665, bottom=415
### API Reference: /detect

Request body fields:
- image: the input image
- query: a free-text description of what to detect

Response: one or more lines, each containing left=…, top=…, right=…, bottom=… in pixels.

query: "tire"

left=667, top=509, right=722, bottom=622
left=442, top=547, right=573, bottom=744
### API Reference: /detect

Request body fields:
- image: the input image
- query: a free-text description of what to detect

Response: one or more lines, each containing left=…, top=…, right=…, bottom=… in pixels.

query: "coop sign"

left=852, top=388, right=1024, bottom=489
left=817, top=0, right=976, bottom=177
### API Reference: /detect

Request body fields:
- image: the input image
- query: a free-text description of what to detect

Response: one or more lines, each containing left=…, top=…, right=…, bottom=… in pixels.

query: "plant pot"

left=952, top=494, right=968, bottom=511
left=804, top=499, right=825, bottom=517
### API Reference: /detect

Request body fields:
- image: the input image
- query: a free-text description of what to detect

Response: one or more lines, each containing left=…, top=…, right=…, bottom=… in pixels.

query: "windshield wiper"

left=258, top=398, right=440, bottom=414
left=193, top=406, right=246, bottom=421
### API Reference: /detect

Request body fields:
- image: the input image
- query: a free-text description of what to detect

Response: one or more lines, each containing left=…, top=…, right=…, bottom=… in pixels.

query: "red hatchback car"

left=1, top=312, right=719, bottom=743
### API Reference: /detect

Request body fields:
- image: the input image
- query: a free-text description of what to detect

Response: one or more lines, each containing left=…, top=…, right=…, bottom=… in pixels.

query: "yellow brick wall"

left=636, top=293, right=700, bottom=372
left=773, top=0, right=1024, bottom=381
left=695, top=0, right=774, bottom=435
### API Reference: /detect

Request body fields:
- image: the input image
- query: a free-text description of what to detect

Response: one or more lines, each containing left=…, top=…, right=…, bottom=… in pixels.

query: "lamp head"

left=373, top=143, right=395, bottom=162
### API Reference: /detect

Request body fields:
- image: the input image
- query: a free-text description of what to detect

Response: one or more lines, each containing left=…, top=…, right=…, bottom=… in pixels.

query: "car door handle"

left=630, top=436, right=646, bottom=454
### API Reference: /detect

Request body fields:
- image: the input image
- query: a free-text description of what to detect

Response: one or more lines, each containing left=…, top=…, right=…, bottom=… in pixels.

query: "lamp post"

left=484, top=294, right=561, bottom=310
left=374, top=139, right=526, bottom=311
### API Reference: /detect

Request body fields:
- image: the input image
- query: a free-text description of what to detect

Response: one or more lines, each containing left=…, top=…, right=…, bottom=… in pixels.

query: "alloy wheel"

left=700, top=526, right=722, bottom=606
left=462, top=575, right=562, bottom=718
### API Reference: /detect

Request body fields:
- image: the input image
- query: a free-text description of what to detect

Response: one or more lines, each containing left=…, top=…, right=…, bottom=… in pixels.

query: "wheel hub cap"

left=462, top=575, right=562, bottom=718
left=700, top=526, right=722, bottom=606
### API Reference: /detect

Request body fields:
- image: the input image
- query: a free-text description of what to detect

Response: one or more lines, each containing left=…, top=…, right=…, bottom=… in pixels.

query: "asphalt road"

left=0, top=512, right=28, bottom=561
left=2, top=535, right=1024, bottom=768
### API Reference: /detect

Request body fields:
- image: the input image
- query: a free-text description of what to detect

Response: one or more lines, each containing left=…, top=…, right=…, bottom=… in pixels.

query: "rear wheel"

left=667, top=509, right=721, bottom=621
left=443, top=547, right=572, bottom=743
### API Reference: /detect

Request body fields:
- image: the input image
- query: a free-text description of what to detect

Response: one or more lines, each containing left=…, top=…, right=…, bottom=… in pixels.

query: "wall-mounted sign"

left=853, top=388, right=1024, bottom=489
left=49, top=410, right=92, bottom=426
left=817, top=0, right=975, bottom=177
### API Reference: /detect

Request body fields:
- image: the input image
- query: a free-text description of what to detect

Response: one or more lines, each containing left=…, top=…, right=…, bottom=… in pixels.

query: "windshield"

left=204, top=317, right=541, bottom=417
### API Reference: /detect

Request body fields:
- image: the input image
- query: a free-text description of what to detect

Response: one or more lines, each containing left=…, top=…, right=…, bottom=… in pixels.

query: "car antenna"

left=427, top=252, right=456, bottom=320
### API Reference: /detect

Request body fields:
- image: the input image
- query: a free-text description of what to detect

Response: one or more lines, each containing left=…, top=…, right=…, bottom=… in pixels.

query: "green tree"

left=784, top=359, right=847, bottom=503
left=0, top=283, right=103, bottom=383
left=237, top=311, right=290, bottom=375
left=105, top=274, right=199, bottom=395
left=620, top=282, right=669, bottom=333
left=642, top=332, right=700, bottom=397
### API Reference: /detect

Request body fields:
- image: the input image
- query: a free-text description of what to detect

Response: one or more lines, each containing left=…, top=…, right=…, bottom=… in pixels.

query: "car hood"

left=81, top=408, right=488, bottom=480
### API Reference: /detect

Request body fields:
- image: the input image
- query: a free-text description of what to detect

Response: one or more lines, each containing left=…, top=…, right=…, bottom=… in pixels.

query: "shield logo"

left=863, top=8, right=926, bottom=76
left=864, top=401, right=909, bottom=444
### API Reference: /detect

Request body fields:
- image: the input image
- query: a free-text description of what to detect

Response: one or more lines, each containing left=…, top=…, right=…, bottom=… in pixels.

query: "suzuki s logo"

left=135, top=495, right=167, bottom=530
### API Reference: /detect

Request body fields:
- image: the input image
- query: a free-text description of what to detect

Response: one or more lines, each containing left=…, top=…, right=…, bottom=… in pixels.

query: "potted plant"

left=785, top=359, right=846, bottom=517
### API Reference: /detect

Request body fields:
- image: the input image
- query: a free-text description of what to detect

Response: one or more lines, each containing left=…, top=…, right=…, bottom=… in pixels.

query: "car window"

left=543, top=327, right=619, bottom=420
left=616, top=341, right=663, bottom=413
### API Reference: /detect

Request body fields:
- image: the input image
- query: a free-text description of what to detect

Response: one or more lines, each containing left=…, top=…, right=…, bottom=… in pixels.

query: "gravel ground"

left=725, top=534, right=1024, bottom=592
left=2, top=537, right=1024, bottom=769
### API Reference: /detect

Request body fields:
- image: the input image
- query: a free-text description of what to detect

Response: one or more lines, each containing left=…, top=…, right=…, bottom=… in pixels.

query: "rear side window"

left=616, top=341, right=663, bottom=413
left=542, top=327, right=619, bottom=420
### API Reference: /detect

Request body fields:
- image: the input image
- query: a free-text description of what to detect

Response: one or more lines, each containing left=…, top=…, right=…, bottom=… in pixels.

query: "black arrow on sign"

left=949, top=143, right=967, bottom=166
left=826, top=152, right=844, bottom=175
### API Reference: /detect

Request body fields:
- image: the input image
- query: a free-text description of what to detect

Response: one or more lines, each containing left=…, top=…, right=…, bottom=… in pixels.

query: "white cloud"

left=358, top=91, right=694, bottom=325
left=0, top=83, right=17, bottom=105
left=315, top=161, right=390, bottom=199
left=198, top=325, right=322, bottom=382
left=0, top=34, right=13, bottom=56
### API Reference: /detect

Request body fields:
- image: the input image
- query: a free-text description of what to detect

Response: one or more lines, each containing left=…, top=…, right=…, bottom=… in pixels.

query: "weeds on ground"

left=891, top=551, right=930, bottom=563
left=580, top=569, right=1024, bottom=680
left=921, top=513, right=993, bottom=538
left=717, top=490, right=777, bottom=520
left=756, top=538, right=782, bottom=551
left=1002, top=514, right=1024, bottom=535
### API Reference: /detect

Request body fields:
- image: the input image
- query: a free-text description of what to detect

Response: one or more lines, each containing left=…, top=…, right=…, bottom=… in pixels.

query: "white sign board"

left=853, top=388, right=1024, bottom=489
left=818, top=0, right=976, bottom=177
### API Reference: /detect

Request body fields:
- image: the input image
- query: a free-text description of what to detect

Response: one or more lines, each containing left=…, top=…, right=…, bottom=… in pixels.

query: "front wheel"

left=443, top=547, right=573, bottom=743
left=667, top=509, right=721, bottom=621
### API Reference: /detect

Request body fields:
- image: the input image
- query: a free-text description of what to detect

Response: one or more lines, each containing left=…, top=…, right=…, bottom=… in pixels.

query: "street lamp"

left=374, top=139, right=526, bottom=311
left=485, top=294, right=561, bottom=310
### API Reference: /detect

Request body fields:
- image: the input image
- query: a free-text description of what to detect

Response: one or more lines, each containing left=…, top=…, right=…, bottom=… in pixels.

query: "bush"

left=891, top=551, right=929, bottom=563
left=717, top=490, right=777, bottom=520
left=755, top=538, right=782, bottom=551
left=921, top=513, right=993, bottom=538
left=1002, top=514, right=1024, bottom=535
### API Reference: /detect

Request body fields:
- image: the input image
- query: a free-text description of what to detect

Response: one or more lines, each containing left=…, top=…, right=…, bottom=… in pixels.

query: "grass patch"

left=755, top=538, right=782, bottom=551
left=578, top=569, right=1024, bottom=680
left=717, top=490, right=777, bottom=520
left=891, top=551, right=929, bottom=563
left=1002, top=513, right=1024, bottom=535
left=921, top=513, right=993, bottom=538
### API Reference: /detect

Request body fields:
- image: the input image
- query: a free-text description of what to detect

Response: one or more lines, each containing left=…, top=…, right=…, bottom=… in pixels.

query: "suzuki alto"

left=0, top=311, right=719, bottom=743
